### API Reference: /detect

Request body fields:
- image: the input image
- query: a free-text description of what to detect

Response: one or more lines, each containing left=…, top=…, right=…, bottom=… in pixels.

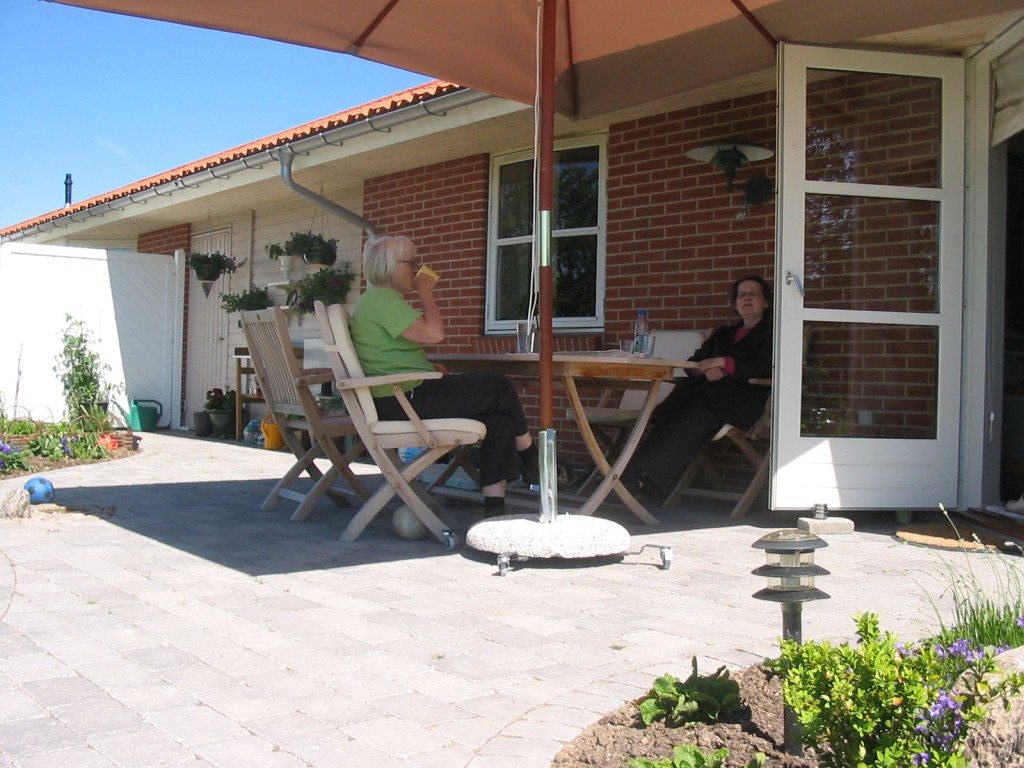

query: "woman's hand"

left=697, top=356, right=727, bottom=373
left=703, top=366, right=727, bottom=381
left=434, top=362, right=449, bottom=375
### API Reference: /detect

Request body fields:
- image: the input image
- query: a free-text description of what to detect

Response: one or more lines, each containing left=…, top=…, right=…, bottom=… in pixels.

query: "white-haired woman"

left=350, top=234, right=537, bottom=513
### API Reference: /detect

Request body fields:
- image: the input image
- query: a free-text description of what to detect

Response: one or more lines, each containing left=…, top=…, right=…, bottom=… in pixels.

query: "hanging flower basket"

left=186, top=252, right=245, bottom=282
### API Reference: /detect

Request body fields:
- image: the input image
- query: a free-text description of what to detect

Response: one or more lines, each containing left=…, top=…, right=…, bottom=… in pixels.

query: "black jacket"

left=654, top=318, right=772, bottom=430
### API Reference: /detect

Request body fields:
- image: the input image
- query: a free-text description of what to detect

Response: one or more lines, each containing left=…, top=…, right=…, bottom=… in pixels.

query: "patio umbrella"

left=48, top=0, right=1021, bottom=433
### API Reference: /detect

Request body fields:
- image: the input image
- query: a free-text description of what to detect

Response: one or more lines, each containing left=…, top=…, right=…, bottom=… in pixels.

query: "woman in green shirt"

left=351, top=235, right=538, bottom=513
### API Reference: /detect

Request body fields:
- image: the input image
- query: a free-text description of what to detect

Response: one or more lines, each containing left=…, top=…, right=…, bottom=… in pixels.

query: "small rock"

left=962, top=646, right=1024, bottom=768
left=0, top=488, right=31, bottom=519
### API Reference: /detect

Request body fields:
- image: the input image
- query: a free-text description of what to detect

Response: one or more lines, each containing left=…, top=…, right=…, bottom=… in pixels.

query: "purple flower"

left=0, top=443, right=11, bottom=455
left=1017, top=616, right=1024, bottom=629
left=912, top=753, right=930, bottom=766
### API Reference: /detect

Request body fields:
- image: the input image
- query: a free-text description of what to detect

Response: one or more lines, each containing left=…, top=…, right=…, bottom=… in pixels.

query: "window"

left=486, top=136, right=606, bottom=332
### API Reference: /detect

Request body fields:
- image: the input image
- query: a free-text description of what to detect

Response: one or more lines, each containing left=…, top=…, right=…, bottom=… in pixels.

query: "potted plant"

left=204, top=387, right=237, bottom=438
left=269, top=232, right=338, bottom=267
left=186, top=251, right=246, bottom=281
left=54, top=315, right=120, bottom=418
left=292, top=264, right=355, bottom=312
left=220, top=286, right=272, bottom=327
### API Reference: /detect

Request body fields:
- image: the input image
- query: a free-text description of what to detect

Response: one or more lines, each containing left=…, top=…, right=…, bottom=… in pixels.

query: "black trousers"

left=373, top=373, right=528, bottom=487
left=623, top=405, right=722, bottom=498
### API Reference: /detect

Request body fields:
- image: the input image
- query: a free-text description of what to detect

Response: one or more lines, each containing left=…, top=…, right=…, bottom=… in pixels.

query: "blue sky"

left=0, top=1, right=431, bottom=227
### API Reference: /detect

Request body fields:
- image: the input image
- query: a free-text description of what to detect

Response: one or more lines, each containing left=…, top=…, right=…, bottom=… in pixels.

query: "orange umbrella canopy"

left=49, top=0, right=1024, bottom=118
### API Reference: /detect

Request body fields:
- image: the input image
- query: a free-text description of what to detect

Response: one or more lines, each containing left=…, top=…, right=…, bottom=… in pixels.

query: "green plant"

left=54, top=315, right=117, bottom=418
left=778, top=613, right=1024, bottom=768
left=220, top=286, right=271, bottom=313
left=927, top=504, right=1024, bottom=651
left=637, top=657, right=741, bottom=727
left=0, top=440, right=31, bottom=474
left=3, top=418, right=39, bottom=436
left=187, top=251, right=245, bottom=279
left=293, top=264, right=355, bottom=312
left=204, top=387, right=236, bottom=411
left=630, top=746, right=765, bottom=768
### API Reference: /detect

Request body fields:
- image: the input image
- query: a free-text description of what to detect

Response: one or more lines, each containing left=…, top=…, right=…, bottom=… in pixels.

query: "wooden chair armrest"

left=748, top=378, right=772, bottom=387
left=293, top=369, right=336, bottom=387
left=336, top=370, right=441, bottom=390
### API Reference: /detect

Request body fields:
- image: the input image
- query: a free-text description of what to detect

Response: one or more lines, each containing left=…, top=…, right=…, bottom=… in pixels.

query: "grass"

left=929, top=504, right=1024, bottom=651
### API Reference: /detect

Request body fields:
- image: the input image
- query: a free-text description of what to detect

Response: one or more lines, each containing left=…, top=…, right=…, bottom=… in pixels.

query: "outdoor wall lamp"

left=752, top=529, right=830, bottom=756
left=685, top=139, right=774, bottom=205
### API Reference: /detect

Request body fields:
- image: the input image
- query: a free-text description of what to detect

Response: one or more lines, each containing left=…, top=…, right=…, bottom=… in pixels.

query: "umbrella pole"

left=537, top=0, right=558, bottom=522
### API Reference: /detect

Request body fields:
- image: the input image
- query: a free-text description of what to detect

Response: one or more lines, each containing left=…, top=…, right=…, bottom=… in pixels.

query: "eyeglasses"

left=398, top=259, right=421, bottom=270
left=737, top=291, right=763, bottom=300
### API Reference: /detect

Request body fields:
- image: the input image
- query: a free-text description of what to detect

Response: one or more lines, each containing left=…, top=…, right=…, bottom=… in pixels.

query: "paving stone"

left=0, top=716, right=81, bottom=758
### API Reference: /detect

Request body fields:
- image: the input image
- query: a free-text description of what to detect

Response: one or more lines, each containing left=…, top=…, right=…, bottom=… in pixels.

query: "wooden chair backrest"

left=240, top=308, right=308, bottom=417
left=314, top=301, right=380, bottom=425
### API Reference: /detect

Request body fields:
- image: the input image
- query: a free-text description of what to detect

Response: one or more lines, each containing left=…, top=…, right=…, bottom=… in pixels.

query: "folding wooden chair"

left=240, top=308, right=370, bottom=521
left=313, top=300, right=486, bottom=546
left=571, top=330, right=707, bottom=494
left=661, top=378, right=772, bottom=518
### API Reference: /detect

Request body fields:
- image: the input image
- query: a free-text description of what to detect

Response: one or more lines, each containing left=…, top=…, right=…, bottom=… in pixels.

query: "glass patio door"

left=773, top=43, right=965, bottom=510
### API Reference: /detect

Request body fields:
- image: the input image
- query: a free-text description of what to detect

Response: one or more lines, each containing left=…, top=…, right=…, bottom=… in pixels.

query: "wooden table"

left=430, top=352, right=696, bottom=523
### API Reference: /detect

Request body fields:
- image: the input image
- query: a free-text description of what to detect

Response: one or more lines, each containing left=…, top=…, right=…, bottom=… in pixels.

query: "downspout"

left=279, top=151, right=378, bottom=238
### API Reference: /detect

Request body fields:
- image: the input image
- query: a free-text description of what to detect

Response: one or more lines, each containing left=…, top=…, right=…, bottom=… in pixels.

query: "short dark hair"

left=728, top=274, right=773, bottom=306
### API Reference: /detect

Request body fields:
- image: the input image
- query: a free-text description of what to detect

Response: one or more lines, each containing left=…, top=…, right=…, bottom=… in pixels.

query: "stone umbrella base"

left=466, top=513, right=631, bottom=575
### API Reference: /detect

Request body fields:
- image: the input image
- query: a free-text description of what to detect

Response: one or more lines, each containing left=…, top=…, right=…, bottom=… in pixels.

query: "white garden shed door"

left=0, top=242, right=182, bottom=427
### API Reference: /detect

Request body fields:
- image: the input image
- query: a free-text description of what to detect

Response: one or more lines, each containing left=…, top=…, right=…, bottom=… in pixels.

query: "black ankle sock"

left=484, top=496, right=506, bottom=514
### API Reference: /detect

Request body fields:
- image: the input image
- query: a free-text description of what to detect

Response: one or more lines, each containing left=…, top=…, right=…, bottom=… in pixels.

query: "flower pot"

left=302, top=247, right=337, bottom=267
left=192, top=264, right=224, bottom=281
left=193, top=410, right=213, bottom=437
left=208, top=409, right=235, bottom=438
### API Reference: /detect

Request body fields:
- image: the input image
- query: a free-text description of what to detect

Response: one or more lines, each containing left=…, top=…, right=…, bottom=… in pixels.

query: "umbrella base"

left=466, top=513, right=629, bottom=564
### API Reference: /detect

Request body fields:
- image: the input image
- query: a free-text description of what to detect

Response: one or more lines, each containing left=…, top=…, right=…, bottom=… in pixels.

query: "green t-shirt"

left=350, top=286, right=434, bottom=398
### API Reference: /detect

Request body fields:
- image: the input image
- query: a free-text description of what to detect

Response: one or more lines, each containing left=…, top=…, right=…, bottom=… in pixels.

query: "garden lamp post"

left=751, top=529, right=830, bottom=756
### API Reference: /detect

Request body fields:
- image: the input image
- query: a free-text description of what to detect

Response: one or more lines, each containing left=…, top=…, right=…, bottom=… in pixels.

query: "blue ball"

left=23, top=477, right=55, bottom=504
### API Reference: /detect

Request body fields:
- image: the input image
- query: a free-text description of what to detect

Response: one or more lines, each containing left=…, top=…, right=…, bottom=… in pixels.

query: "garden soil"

left=551, top=664, right=818, bottom=768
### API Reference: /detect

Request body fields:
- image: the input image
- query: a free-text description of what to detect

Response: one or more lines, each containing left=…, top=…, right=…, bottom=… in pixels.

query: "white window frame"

left=485, top=134, right=608, bottom=333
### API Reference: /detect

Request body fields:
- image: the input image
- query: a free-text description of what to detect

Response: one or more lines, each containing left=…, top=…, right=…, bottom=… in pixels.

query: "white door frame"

left=773, top=43, right=965, bottom=511
left=961, top=18, right=1024, bottom=507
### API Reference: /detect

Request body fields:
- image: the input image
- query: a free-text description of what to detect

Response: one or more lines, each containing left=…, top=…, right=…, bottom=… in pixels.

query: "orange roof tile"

left=1, top=80, right=464, bottom=238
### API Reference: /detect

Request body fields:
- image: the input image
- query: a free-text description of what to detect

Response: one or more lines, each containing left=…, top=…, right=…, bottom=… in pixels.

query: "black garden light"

left=752, top=529, right=830, bottom=756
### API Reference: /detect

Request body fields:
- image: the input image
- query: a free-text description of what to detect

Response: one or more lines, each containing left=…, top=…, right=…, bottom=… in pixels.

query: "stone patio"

left=0, top=431, right=1014, bottom=767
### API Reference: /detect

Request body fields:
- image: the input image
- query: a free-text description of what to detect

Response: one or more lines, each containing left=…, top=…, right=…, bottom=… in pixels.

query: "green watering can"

left=127, top=399, right=162, bottom=432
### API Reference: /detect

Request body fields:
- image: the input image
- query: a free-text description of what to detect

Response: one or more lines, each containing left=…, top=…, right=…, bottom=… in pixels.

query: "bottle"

left=632, top=308, right=650, bottom=356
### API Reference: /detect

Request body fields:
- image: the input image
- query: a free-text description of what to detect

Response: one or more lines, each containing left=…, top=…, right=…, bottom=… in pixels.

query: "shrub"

left=637, top=657, right=741, bottom=727
left=778, top=613, right=1024, bottom=768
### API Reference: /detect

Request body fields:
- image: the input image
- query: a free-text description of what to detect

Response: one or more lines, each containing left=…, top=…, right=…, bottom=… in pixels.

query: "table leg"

left=563, top=376, right=659, bottom=524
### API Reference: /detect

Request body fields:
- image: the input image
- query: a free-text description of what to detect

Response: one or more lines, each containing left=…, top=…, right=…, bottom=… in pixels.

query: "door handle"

left=785, top=271, right=805, bottom=297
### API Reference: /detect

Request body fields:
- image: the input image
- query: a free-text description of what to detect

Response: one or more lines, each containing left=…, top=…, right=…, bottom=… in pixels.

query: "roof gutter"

left=279, top=150, right=377, bottom=237
left=3, top=87, right=492, bottom=242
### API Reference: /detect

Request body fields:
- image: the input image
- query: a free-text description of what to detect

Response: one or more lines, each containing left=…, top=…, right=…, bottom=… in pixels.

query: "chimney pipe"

left=64, top=174, right=72, bottom=208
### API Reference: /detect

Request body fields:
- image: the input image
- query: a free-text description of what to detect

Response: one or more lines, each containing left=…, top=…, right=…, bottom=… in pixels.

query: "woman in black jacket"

left=621, top=275, right=773, bottom=503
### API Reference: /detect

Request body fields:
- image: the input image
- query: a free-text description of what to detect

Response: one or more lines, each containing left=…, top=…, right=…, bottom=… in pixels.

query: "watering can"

left=128, top=399, right=162, bottom=432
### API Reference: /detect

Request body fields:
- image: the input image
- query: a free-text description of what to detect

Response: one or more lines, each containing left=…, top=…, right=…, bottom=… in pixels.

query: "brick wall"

left=364, top=156, right=490, bottom=352
left=138, top=224, right=190, bottom=423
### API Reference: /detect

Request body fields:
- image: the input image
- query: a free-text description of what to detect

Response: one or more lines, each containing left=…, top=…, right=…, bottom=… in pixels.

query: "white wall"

left=0, top=243, right=181, bottom=427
